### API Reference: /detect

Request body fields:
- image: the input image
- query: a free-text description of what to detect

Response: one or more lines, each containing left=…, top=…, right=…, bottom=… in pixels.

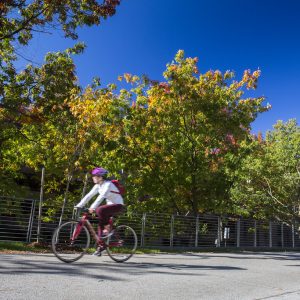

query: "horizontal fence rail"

left=1, top=196, right=300, bottom=250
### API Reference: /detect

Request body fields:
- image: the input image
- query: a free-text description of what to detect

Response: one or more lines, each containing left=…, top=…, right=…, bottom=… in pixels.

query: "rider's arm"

left=89, top=194, right=105, bottom=210
left=89, top=181, right=111, bottom=210
left=75, top=185, right=98, bottom=208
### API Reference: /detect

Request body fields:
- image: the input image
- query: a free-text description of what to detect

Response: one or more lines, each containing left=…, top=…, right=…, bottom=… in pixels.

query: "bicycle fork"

left=71, top=220, right=84, bottom=243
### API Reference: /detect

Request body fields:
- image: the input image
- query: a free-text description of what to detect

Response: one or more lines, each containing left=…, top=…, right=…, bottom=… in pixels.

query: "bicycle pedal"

left=92, top=250, right=102, bottom=256
left=102, top=230, right=115, bottom=239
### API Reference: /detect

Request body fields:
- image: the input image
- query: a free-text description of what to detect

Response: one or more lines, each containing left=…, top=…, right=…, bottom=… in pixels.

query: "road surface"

left=1, top=251, right=300, bottom=299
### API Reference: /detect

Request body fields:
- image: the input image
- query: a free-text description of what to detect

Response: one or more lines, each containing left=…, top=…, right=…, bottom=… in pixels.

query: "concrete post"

left=37, top=167, right=45, bottom=243
left=140, top=213, right=146, bottom=247
left=195, top=214, right=199, bottom=248
left=237, top=219, right=241, bottom=248
left=170, top=215, right=174, bottom=248
left=254, top=220, right=257, bottom=248
left=269, top=221, right=272, bottom=248
left=281, top=223, right=284, bottom=248
left=217, top=217, right=221, bottom=247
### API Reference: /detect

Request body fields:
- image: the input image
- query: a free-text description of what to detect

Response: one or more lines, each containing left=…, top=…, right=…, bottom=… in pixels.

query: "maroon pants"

left=95, top=204, right=124, bottom=228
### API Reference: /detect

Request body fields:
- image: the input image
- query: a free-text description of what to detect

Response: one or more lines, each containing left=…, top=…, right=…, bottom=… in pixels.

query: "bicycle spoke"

left=106, top=225, right=137, bottom=262
left=52, top=221, right=90, bottom=263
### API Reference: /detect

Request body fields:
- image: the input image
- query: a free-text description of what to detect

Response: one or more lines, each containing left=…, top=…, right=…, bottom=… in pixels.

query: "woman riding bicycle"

left=75, top=167, right=124, bottom=255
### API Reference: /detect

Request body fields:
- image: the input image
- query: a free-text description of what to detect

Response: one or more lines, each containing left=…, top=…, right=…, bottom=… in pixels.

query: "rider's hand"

left=89, top=208, right=95, bottom=214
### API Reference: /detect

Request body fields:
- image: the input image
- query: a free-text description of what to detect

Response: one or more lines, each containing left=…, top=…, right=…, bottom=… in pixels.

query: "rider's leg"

left=93, top=245, right=104, bottom=256
left=97, top=224, right=103, bottom=237
left=95, top=204, right=124, bottom=235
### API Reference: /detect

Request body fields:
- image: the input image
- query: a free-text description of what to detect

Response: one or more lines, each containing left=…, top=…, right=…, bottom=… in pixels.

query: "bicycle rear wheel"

left=52, top=221, right=90, bottom=263
left=106, top=225, right=137, bottom=262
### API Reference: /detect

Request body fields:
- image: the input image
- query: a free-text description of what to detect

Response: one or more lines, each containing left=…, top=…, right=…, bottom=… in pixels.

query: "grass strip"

left=1, top=241, right=299, bottom=255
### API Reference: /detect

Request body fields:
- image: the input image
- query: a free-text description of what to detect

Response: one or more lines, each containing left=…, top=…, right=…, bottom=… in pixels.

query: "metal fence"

left=1, top=196, right=300, bottom=250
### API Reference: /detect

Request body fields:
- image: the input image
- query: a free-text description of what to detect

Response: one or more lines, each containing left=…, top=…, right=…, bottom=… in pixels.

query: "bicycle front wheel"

left=52, top=221, right=90, bottom=263
left=106, top=225, right=137, bottom=262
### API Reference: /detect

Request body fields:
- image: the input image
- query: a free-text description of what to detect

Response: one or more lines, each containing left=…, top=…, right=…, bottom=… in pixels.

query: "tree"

left=0, top=0, right=120, bottom=43
left=120, top=51, right=270, bottom=215
left=0, top=0, right=121, bottom=124
left=0, top=46, right=272, bottom=217
left=231, top=119, right=300, bottom=222
left=0, top=45, right=83, bottom=195
left=67, top=50, right=270, bottom=215
left=0, top=0, right=121, bottom=110
left=0, top=0, right=121, bottom=196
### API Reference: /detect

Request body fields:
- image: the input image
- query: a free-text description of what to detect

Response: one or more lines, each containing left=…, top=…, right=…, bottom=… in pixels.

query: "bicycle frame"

left=52, top=210, right=137, bottom=263
left=71, top=213, right=99, bottom=242
left=71, top=212, right=118, bottom=248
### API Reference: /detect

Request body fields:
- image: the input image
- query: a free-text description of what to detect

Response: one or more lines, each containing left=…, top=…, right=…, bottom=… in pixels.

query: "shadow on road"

left=0, top=253, right=247, bottom=281
left=0, top=254, right=123, bottom=281
left=180, top=251, right=300, bottom=261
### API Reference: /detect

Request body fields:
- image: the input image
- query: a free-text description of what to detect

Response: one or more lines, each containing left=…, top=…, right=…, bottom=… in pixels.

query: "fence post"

left=254, top=220, right=257, bottom=248
left=140, top=213, right=146, bottom=247
left=281, top=223, right=284, bottom=248
left=237, top=219, right=240, bottom=248
left=26, top=199, right=36, bottom=243
left=217, top=217, right=221, bottom=247
left=37, top=167, right=45, bottom=243
left=292, top=223, right=295, bottom=248
left=170, top=215, right=174, bottom=248
left=195, top=214, right=199, bottom=248
left=269, top=221, right=272, bottom=248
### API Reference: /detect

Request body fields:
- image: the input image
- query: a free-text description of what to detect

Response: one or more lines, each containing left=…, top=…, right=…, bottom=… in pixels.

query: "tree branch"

left=263, top=176, right=287, bottom=208
left=0, top=8, right=45, bottom=41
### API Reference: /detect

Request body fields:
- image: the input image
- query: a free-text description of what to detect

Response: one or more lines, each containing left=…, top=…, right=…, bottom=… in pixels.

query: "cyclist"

left=75, top=167, right=124, bottom=255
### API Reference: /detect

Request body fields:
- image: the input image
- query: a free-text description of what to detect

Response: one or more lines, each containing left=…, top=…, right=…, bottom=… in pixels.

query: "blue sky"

left=21, top=0, right=300, bottom=134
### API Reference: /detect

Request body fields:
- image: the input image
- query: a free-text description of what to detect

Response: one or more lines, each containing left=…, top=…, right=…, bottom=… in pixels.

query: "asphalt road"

left=1, top=252, right=300, bottom=300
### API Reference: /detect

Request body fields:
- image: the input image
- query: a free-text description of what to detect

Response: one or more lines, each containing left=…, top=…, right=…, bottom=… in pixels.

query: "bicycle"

left=51, top=207, right=137, bottom=263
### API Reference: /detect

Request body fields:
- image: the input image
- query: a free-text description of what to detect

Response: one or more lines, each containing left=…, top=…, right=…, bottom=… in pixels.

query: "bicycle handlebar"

left=74, top=207, right=89, bottom=213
